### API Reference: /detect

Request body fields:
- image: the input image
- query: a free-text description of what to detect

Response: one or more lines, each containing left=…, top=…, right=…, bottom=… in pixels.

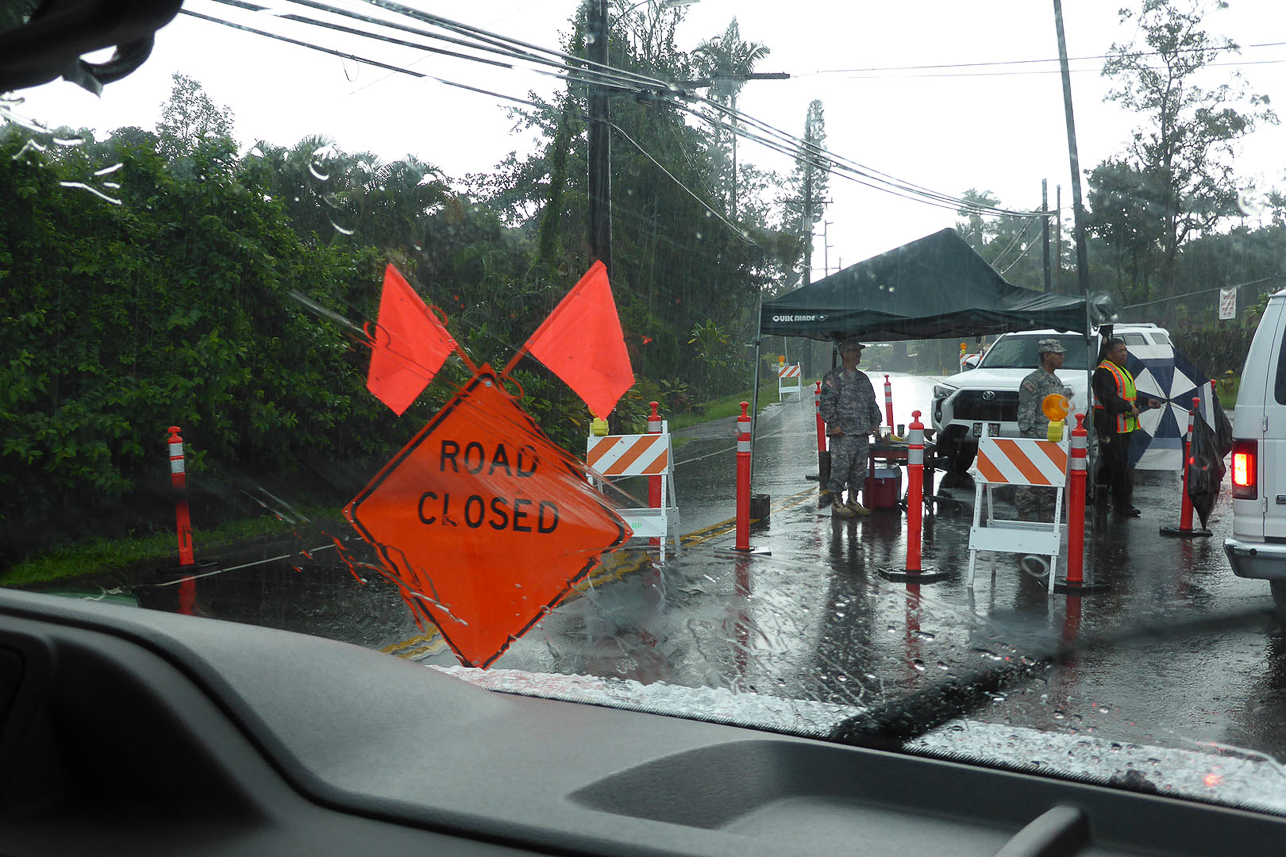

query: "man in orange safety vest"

left=1092, top=338, right=1161, bottom=516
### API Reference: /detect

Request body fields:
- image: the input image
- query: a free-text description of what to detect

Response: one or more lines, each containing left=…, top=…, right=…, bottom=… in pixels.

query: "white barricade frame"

left=778, top=364, right=803, bottom=402
left=967, top=426, right=1069, bottom=588
left=586, top=423, right=681, bottom=561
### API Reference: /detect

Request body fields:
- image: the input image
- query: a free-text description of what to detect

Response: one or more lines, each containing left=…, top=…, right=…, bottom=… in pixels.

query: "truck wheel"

left=1271, top=581, right=1286, bottom=612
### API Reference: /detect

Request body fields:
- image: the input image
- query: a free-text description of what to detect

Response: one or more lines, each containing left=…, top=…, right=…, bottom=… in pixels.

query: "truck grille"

left=952, top=390, right=1019, bottom=422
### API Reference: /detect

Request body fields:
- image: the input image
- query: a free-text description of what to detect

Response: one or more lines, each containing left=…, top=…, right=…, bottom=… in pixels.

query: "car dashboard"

left=0, top=589, right=1282, bottom=856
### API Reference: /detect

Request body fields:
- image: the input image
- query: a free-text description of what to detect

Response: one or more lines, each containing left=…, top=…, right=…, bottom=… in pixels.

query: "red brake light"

left=1232, top=440, right=1257, bottom=500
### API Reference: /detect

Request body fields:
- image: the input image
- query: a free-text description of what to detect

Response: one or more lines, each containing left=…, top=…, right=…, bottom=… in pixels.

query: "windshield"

left=5, top=0, right=1286, bottom=819
left=979, top=335, right=1088, bottom=370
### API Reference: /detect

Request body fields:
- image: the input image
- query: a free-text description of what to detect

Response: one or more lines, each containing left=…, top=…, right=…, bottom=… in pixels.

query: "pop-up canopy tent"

left=761, top=228, right=1086, bottom=342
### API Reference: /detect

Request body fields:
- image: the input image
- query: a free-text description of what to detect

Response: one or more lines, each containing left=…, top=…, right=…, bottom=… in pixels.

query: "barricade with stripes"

left=967, top=425, right=1070, bottom=587
left=778, top=363, right=803, bottom=402
left=586, top=427, right=681, bottom=560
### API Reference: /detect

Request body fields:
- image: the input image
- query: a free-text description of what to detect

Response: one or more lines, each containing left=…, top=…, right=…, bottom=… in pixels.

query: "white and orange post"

left=736, top=402, right=752, bottom=551
left=884, top=374, right=894, bottom=430
left=648, top=401, right=662, bottom=548
left=168, top=426, right=195, bottom=567
left=1161, top=396, right=1212, bottom=538
left=878, top=411, right=945, bottom=582
left=814, top=380, right=831, bottom=504
left=1064, top=414, right=1088, bottom=589
left=906, top=412, right=924, bottom=571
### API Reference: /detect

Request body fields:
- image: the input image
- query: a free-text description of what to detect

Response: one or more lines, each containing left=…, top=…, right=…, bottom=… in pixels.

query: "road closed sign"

left=345, top=368, right=631, bottom=667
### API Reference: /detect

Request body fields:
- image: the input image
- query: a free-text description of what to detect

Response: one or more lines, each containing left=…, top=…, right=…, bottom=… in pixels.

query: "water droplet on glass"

left=936, top=661, right=950, bottom=671
left=330, top=220, right=355, bottom=236
left=53, top=137, right=85, bottom=147
left=911, top=658, right=926, bottom=672
left=103, top=182, right=120, bottom=189
left=11, top=138, right=47, bottom=160
left=1237, top=190, right=1267, bottom=216
left=912, top=630, right=936, bottom=641
left=695, top=231, right=703, bottom=240
left=94, top=162, right=123, bottom=176
left=1051, top=709, right=1066, bottom=720
left=58, top=181, right=121, bottom=205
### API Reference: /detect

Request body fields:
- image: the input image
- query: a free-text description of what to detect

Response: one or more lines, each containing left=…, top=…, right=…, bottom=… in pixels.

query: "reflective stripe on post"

left=168, top=426, right=194, bottom=567
left=884, top=374, right=894, bottom=430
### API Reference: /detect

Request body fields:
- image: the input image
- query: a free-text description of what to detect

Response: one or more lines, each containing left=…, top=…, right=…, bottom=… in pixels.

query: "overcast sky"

left=12, top=0, right=1286, bottom=274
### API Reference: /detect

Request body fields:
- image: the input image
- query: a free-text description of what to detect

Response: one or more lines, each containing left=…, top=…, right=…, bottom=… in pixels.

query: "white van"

left=1224, top=288, right=1286, bottom=605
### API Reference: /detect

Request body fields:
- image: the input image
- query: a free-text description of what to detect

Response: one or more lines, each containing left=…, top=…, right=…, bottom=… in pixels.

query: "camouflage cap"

left=838, top=337, right=867, bottom=353
left=1038, top=338, right=1066, bottom=355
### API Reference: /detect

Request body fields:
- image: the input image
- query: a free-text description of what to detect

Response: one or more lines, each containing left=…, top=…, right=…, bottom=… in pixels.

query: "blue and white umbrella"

left=1126, top=346, right=1213, bottom=471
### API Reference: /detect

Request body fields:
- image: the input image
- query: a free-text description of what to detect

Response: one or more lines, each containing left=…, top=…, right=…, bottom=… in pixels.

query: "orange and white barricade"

left=966, top=426, right=1070, bottom=588
left=777, top=363, right=803, bottom=402
left=587, top=426, right=681, bottom=560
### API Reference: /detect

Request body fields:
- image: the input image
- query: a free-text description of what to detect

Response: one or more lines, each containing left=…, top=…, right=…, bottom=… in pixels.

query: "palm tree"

left=693, top=18, right=770, bottom=217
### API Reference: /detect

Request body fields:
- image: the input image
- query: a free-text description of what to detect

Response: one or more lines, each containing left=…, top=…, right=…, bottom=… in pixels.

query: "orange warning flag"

left=367, top=264, right=458, bottom=415
left=524, top=261, right=634, bottom=419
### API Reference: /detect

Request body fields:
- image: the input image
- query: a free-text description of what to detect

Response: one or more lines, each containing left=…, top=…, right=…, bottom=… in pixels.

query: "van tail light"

left=1231, top=439, right=1257, bottom=500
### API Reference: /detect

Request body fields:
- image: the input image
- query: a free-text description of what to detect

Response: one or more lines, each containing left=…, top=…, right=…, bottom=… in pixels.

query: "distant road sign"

left=346, top=368, right=630, bottom=667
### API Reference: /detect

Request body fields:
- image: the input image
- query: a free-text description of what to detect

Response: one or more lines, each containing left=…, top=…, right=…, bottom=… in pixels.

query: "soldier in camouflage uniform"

left=819, top=338, right=883, bottom=518
left=1015, top=338, right=1071, bottom=522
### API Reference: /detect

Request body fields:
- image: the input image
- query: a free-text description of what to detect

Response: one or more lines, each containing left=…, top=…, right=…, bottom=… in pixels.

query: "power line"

left=803, top=39, right=1286, bottom=77
left=182, top=2, right=1047, bottom=220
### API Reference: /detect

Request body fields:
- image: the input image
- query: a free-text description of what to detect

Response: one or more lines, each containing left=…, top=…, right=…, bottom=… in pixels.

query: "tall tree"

left=783, top=100, right=828, bottom=286
left=693, top=18, right=770, bottom=217
left=156, top=73, right=236, bottom=160
left=1098, top=0, right=1276, bottom=297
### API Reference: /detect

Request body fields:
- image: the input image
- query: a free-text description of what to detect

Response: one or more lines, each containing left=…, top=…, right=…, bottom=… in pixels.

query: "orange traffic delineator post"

left=1053, top=414, right=1108, bottom=593
left=883, top=374, right=895, bottom=430
left=809, top=380, right=831, bottom=494
left=721, top=402, right=770, bottom=556
left=1161, top=396, right=1213, bottom=538
left=880, top=411, right=946, bottom=583
left=168, top=426, right=195, bottom=567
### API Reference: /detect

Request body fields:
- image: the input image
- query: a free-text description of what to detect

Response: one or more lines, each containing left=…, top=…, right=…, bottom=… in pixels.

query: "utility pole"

left=587, top=0, right=612, bottom=276
left=801, top=160, right=814, bottom=287
left=823, top=220, right=834, bottom=278
left=1042, top=179, right=1052, bottom=293
left=1056, top=184, right=1063, bottom=295
left=1053, top=0, right=1096, bottom=493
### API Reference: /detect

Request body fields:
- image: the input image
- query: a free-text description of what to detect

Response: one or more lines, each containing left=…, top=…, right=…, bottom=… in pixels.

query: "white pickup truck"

left=929, top=324, right=1175, bottom=473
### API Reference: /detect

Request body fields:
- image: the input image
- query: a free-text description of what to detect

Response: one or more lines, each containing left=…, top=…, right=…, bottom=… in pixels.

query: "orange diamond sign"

left=345, top=368, right=631, bottom=667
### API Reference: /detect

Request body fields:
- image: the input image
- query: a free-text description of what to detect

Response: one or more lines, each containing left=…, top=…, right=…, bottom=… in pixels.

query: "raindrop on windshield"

left=1237, top=190, right=1268, bottom=216
left=911, top=658, right=926, bottom=672
left=52, top=137, right=85, bottom=147
left=330, top=221, right=356, bottom=236
left=94, top=162, right=124, bottom=176
left=59, top=181, right=121, bottom=205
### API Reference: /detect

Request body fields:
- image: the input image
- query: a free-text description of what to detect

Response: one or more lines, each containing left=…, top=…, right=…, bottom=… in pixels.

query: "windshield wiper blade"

left=829, top=607, right=1283, bottom=751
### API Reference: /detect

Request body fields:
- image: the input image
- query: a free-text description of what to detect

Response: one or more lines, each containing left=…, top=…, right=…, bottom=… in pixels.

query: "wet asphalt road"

left=56, top=372, right=1286, bottom=765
